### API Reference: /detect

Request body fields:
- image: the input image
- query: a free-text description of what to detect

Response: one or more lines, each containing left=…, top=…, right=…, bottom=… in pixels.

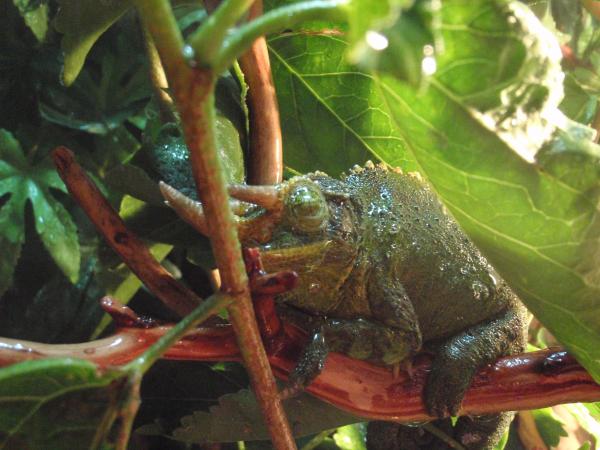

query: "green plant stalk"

left=135, top=2, right=297, bottom=449
left=189, top=0, right=255, bottom=66
left=126, top=293, right=231, bottom=373
left=215, top=0, right=349, bottom=72
left=115, top=373, right=142, bottom=450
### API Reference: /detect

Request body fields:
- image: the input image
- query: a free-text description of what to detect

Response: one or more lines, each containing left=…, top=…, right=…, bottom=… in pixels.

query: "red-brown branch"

left=0, top=310, right=598, bottom=422
left=52, top=147, right=200, bottom=316
left=239, top=0, right=283, bottom=185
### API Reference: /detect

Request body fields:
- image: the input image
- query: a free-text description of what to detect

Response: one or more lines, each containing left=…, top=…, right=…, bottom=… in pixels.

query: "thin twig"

left=239, top=0, right=283, bottom=185
left=52, top=147, right=200, bottom=317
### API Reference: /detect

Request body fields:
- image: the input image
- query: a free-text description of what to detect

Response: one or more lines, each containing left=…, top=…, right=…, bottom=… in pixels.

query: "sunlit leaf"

left=269, top=0, right=600, bottom=381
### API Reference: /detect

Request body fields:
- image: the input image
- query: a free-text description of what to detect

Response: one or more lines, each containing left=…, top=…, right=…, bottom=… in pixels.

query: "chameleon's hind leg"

left=424, top=303, right=527, bottom=417
left=366, top=420, right=452, bottom=450
left=451, top=413, right=514, bottom=450
left=367, top=303, right=527, bottom=450
left=366, top=415, right=512, bottom=450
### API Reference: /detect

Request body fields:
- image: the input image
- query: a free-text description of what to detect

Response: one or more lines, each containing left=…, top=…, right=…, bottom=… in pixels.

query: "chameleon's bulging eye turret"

left=285, top=181, right=329, bottom=234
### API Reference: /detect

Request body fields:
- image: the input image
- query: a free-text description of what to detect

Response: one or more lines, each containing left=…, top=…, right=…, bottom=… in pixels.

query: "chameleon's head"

left=160, top=174, right=359, bottom=311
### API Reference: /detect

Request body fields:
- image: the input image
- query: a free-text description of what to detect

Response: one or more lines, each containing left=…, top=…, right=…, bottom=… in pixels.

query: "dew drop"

left=182, top=45, right=197, bottom=66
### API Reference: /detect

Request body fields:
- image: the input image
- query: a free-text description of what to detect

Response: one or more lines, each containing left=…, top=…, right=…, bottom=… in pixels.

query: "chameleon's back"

left=343, top=166, right=516, bottom=342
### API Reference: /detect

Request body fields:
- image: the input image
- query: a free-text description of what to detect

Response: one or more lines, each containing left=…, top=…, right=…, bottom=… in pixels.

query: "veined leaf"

left=0, top=358, right=128, bottom=449
left=0, top=129, right=79, bottom=297
left=171, top=390, right=361, bottom=444
left=269, top=0, right=600, bottom=381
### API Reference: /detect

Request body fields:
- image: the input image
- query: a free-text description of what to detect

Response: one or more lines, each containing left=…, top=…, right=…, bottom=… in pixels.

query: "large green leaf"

left=54, top=0, right=134, bottom=86
left=269, top=1, right=600, bottom=381
left=0, top=358, right=128, bottom=449
left=0, top=129, right=79, bottom=297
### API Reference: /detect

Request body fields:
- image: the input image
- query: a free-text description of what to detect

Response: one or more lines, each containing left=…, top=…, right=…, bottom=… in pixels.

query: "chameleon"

left=159, top=161, right=528, bottom=450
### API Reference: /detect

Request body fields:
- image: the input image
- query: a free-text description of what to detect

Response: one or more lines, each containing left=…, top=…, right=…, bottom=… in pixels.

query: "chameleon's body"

left=162, top=162, right=528, bottom=449
left=245, top=164, right=528, bottom=450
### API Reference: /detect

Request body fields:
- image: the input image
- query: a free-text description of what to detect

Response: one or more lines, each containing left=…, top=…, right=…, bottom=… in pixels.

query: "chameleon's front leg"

left=285, top=276, right=422, bottom=394
left=285, top=316, right=421, bottom=395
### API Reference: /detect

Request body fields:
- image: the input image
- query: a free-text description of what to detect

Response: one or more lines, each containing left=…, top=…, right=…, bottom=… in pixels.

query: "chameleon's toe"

left=424, top=352, right=473, bottom=417
left=285, top=327, right=328, bottom=397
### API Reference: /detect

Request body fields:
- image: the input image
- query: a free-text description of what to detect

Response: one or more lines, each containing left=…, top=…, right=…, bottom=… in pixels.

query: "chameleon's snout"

left=159, top=181, right=284, bottom=242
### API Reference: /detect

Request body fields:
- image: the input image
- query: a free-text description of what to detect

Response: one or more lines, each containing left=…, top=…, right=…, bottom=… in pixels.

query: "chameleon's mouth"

left=159, top=181, right=285, bottom=243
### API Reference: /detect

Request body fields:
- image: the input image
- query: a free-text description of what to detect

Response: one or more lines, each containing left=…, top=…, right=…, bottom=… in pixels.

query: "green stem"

left=215, top=0, right=349, bottom=72
left=300, top=428, right=335, bottom=450
left=125, top=294, right=231, bottom=373
left=189, top=0, right=255, bottom=66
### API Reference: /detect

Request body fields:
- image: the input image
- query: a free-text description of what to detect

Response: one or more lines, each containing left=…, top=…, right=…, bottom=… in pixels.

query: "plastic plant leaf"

left=39, top=31, right=151, bottom=136
left=171, top=390, right=361, bottom=444
left=269, top=0, right=600, bottom=382
left=0, top=129, right=79, bottom=297
left=11, top=0, right=49, bottom=42
left=54, top=0, right=134, bottom=86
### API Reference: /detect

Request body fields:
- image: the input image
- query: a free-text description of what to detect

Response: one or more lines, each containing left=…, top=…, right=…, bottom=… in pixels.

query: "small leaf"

left=531, top=408, right=568, bottom=447
left=54, top=0, right=134, bottom=86
left=333, top=424, right=367, bottom=450
left=171, top=390, right=361, bottom=444
left=0, top=358, right=128, bottom=449
left=0, top=129, right=79, bottom=296
left=12, top=0, right=49, bottom=42
left=30, top=184, right=79, bottom=283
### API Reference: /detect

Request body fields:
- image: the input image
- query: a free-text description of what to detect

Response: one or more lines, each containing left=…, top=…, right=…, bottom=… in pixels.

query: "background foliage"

left=1, top=0, right=600, bottom=448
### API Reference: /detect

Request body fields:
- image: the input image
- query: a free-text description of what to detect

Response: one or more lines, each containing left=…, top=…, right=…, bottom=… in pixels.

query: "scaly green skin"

left=242, top=164, right=527, bottom=450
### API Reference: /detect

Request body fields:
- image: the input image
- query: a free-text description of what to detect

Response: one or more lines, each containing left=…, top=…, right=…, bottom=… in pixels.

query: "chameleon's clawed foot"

left=282, top=327, right=329, bottom=398
left=280, top=381, right=304, bottom=400
left=392, top=358, right=413, bottom=380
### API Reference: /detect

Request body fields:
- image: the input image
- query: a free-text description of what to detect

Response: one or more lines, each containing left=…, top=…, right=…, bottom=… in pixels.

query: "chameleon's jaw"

left=159, top=181, right=284, bottom=243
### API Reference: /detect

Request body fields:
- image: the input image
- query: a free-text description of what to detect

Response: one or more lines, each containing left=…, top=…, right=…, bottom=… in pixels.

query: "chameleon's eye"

left=284, top=181, right=329, bottom=234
